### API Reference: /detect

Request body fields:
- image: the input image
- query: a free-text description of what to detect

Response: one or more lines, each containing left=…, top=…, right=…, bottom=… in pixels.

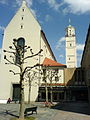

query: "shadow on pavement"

left=5, top=110, right=19, bottom=118
left=51, top=102, right=90, bottom=115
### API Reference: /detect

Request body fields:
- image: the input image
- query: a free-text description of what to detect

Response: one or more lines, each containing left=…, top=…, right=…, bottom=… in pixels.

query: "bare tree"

left=4, top=38, right=42, bottom=120
left=48, top=68, right=59, bottom=103
left=25, top=70, right=38, bottom=104
left=42, top=66, right=59, bottom=104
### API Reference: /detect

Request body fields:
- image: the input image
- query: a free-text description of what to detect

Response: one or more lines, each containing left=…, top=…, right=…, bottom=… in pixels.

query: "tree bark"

left=50, top=86, right=53, bottom=103
left=19, top=76, right=25, bottom=119
left=28, top=77, right=31, bottom=104
left=45, top=81, right=48, bottom=102
left=19, top=61, right=25, bottom=119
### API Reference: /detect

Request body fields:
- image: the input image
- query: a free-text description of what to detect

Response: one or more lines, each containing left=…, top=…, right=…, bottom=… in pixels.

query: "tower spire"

left=22, top=0, right=26, bottom=4
left=69, top=18, right=71, bottom=24
left=68, top=18, right=72, bottom=27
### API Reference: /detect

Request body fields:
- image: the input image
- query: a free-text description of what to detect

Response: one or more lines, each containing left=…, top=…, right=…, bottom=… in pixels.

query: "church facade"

left=0, top=1, right=66, bottom=103
left=0, top=1, right=88, bottom=104
left=0, top=1, right=55, bottom=103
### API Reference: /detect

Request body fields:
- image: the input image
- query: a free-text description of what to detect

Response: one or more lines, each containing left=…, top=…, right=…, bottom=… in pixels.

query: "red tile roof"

left=42, top=57, right=66, bottom=67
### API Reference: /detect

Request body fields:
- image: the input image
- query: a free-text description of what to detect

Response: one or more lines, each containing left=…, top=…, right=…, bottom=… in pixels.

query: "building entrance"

left=12, top=84, right=20, bottom=101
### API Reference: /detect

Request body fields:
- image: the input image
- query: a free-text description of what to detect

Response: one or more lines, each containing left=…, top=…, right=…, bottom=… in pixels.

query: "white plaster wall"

left=41, top=68, right=64, bottom=84
left=0, top=63, right=20, bottom=101
left=58, top=69, right=64, bottom=83
left=66, top=36, right=77, bottom=68
left=40, top=36, right=54, bottom=64
left=0, top=2, right=55, bottom=102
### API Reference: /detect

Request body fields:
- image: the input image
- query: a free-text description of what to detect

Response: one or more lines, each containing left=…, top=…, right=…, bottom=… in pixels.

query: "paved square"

left=0, top=102, right=90, bottom=120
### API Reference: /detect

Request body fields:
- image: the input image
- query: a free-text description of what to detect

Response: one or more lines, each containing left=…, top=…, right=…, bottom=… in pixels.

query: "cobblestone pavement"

left=0, top=102, right=90, bottom=120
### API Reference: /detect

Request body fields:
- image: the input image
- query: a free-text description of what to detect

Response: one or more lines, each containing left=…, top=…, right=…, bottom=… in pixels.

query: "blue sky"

left=0, top=0, right=90, bottom=67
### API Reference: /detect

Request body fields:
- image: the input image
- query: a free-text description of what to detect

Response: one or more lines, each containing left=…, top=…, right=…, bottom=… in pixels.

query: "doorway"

left=12, top=84, right=21, bottom=101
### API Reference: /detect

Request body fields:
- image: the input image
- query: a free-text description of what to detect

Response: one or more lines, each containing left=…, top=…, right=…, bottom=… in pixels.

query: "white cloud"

left=59, top=54, right=64, bottom=58
left=39, top=0, right=63, bottom=11
left=15, top=0, right=37, bottom=18
left=15, top=0, right=21, bottom=6
left=39, top=0, right=90, bottom=14
left=25, top=0, right=33, bottom=7
left=0, top=0, right=8, bottom=5
left=55, top=37, right=65, bottom=50
left=30, top=9, right=37, bottom=18
left=76, top=43, right=84, bottom=66
left=38, top=0, right=45, bottom=3
left=76, top=43, right=85, bottom=51
left=77, top=53, right=83, bottom=66
left=63, top=0, right=90, bottom=14
left=48, top=0, right=60, bottom=11
left=16, top=0, right=32, bottom=7
left=45, top=14, right=51, bottom=22
left=0, top=26, right=5, bottom=31
left=0, top=48, right=2, bottom=61
left=0, top=48, right=2, bottom=53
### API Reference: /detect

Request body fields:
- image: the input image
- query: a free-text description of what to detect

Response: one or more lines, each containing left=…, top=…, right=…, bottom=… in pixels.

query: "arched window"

left=15, top=37, right=25, bottom=64
left=17, top=37, right=25, bottom=47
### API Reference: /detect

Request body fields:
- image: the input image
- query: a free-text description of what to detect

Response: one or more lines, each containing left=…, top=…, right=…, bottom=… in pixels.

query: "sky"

left=0, top=0, right=90, bottom=67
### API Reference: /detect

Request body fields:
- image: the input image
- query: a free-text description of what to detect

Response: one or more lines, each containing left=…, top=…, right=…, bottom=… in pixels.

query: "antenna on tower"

left=69, top=18, right=71, bottom=25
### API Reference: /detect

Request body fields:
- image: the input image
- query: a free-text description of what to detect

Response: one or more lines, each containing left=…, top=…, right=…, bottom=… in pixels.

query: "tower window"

left=22, top=8, right=25, bottom=12
left=22, top=17, right=23, bottom=20
left=70, top=44, right=72, bottom=46
left=69, top=30, right=71, bottom=35
left=21, top=25, right=23, bottom=29
left=69, top=58, right=70, bottom=60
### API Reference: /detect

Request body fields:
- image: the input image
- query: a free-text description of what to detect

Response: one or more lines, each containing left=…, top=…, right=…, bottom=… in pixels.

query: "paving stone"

left=0, top=102, right=90, bottom=120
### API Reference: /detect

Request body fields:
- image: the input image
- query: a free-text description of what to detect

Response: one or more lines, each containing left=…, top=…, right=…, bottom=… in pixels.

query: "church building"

left=0, top=0, right=66, bottom=103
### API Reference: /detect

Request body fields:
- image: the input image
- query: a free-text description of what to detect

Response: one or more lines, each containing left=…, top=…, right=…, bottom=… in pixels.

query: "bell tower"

left=65, top=22, right=77, bottom=68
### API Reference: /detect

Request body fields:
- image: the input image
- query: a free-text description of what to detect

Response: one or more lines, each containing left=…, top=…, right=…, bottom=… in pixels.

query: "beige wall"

left=0, top=1, right=55, bottom=102
left=41, top=67, right=65, bottom=84
left=81, top=26, right=90, bottom=86
left=64, top=68, right=76, bottom=85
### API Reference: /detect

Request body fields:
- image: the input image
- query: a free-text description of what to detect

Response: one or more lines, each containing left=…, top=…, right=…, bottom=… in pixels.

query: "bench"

left=24, top=107, right=37, bottom=115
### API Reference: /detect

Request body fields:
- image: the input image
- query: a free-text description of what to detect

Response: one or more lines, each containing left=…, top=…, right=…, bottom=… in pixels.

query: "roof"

left=41, top=30, right=56, bottom=61
left=42, top=57, right=66, bottom=67
left=81, top=24, right=90, bottom=66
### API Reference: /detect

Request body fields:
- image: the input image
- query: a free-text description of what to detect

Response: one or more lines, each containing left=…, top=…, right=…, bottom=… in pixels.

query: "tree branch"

left=22, top=49, right=43, bottom=62
left=22, top=64, right=39, bottom=77
left=3, top=50, right=15, bottom=55
left=4, top=55, right=21, bottom=68
left=9, top=70, right=20, bottom=75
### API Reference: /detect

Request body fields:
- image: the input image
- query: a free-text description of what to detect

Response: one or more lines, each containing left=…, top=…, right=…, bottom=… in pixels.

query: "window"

left=69, top=30, right=71, bottom=35
left=22, top=8, right=25, bottom=12
left=15, top=37, right=25, bottom=64
left=21, top=25, right=23, bottom=29
left=55, top=76, right=59, bottom=82
left=70, top=43, right=72, bottom=46
left=12, top=84, right=21, bottom=100
left=22, top=17, right=23, bottom=20
left=17, top=37, right=25, bottom=47
left=69, top=58, right=70, bottom=60
left=41, top=92, right=46, bottom=99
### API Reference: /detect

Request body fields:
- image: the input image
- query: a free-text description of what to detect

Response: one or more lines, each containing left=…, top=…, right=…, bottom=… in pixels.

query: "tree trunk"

left=19, top=78, right=24, bottom=119
left=28, top=79, right=31, bottom=104
left=45, top=81, right=48, bottom=102
left=50, top=86, right=53, bottom=103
